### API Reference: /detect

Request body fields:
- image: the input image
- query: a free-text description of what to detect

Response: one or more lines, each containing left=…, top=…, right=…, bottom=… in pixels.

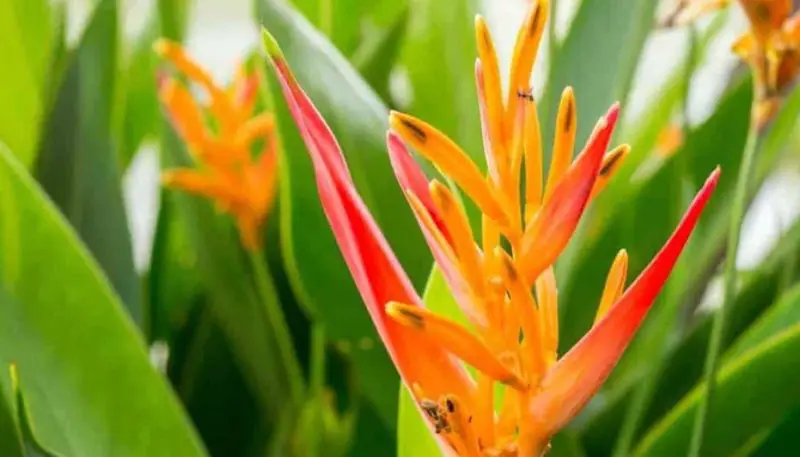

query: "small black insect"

left=420, top=398, right=451, bottom=434
left=517, top=89, right=535, bottom=102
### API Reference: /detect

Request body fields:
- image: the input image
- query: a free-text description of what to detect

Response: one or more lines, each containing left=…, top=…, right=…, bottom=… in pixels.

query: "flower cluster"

left=664, top=0, right=800, bottom=125
left=263, top=0, right=720, bottom=455
left=155, top=40, right=279, bottom=250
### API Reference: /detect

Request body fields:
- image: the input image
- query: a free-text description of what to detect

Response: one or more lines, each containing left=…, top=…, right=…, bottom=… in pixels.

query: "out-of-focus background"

left=66, top=0, right=800, bottom=287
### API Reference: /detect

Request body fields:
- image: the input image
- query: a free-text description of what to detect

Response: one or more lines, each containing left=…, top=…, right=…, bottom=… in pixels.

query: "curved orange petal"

left=529, top=167, right=720, bottom=437
left=387, top=133, right=486, bottom=328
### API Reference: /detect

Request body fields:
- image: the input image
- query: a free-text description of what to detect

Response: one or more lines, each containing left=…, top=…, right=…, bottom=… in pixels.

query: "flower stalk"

left=688, top=100, right=759, bottom=457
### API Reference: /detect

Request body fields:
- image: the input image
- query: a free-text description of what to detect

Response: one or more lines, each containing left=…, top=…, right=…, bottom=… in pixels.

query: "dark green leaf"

left=750, top=406, right=800, bottom=456
left=168, top=301, right=267, bottom=457
left=632, top=323, right=800, bottom=456
left=0, top=142, right=206, bottom=456
left=160, top=123, right=302, bottom=421
left=34, top=0, right=142, bottom=326
left=0, top=369, right=24, bottom=457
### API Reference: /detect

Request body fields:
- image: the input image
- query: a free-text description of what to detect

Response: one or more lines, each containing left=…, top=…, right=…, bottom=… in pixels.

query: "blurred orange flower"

left=656, top=123, right=685, bottom=158
left=155, top=40, right=278, bottom=251
left=733, top=0, right=800, bottom=125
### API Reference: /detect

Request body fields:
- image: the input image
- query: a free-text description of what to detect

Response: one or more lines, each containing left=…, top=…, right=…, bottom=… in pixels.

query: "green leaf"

left=632, top=323, right=800, bottom=456
left=120, top=25, right=160, bottom=167
left=0, top=0, right=52, bottom=165
left=0, top=142, right=206, bottom=456
left=398, top=0, right=481, bottom=164
left=147, top=192, right=202, bottom=343
left=257, top=0, right=433, bottom=427
left=541, top=0, right=657, bottom=150
left=548, top=431, right=588, bottom=457
left=120, top=0, right=191, bottom=167
left=0, top=369, right=24, bottom=457
left=157, top=0, right=191, bottom=41
left=288, top=0, right=406, bottom=58
left=34, top=0, right=142, bottom=326
left=167, top=301, right=267, bottom=457
left=352, top=7, right=408, bottom=103
left=749, top=406, right=800, bottom=456
left=727, top=283, right=800, bottom=361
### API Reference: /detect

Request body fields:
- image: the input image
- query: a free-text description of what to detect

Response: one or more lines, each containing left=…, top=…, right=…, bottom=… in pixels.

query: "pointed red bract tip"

left=529, top=167, right=720, bottom=436
left=264, top=40, right=475, bottom=411
left=605, top=102, right=620, bottom=125
left=518, top=102, right=621, bottom=283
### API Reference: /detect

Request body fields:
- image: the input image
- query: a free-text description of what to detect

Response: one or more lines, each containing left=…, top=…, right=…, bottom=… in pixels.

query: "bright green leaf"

left=0, top=0, right=52, bottom=165
left=0, top=142, right=206, bottom=456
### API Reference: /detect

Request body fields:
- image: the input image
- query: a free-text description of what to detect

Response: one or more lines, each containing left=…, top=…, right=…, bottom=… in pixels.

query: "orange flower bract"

left=155, top=40, right=278, bottom=251
left=264, top=0, right=720, bottom=453
left=733, top=0, right=800, bottom=125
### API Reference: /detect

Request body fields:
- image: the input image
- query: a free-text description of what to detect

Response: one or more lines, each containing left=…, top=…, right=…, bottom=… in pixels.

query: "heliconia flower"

left=154, top=39, right=278, bottom=251
left=732, top=0, right=800, bottom=126
left=262, top=0, right=720, bottom=454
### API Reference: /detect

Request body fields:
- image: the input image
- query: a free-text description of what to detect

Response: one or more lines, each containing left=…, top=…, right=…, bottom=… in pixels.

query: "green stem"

left=248, top=249, right=305, bottom=404
left=688, top=104, right=759, bottom=457
left=310, top=323, right=327, bottom=396
left=305, top=324, right=327, bottom=457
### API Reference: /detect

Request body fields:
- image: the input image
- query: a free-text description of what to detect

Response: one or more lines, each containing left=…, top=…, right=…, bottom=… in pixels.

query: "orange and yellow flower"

left=663, top=0, right=800, bottom=126
left=264, top=0, right=720, bottom=454
left=155, top=40, right=278, bottom=251
left=733, top=0, right=800, bottom=125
